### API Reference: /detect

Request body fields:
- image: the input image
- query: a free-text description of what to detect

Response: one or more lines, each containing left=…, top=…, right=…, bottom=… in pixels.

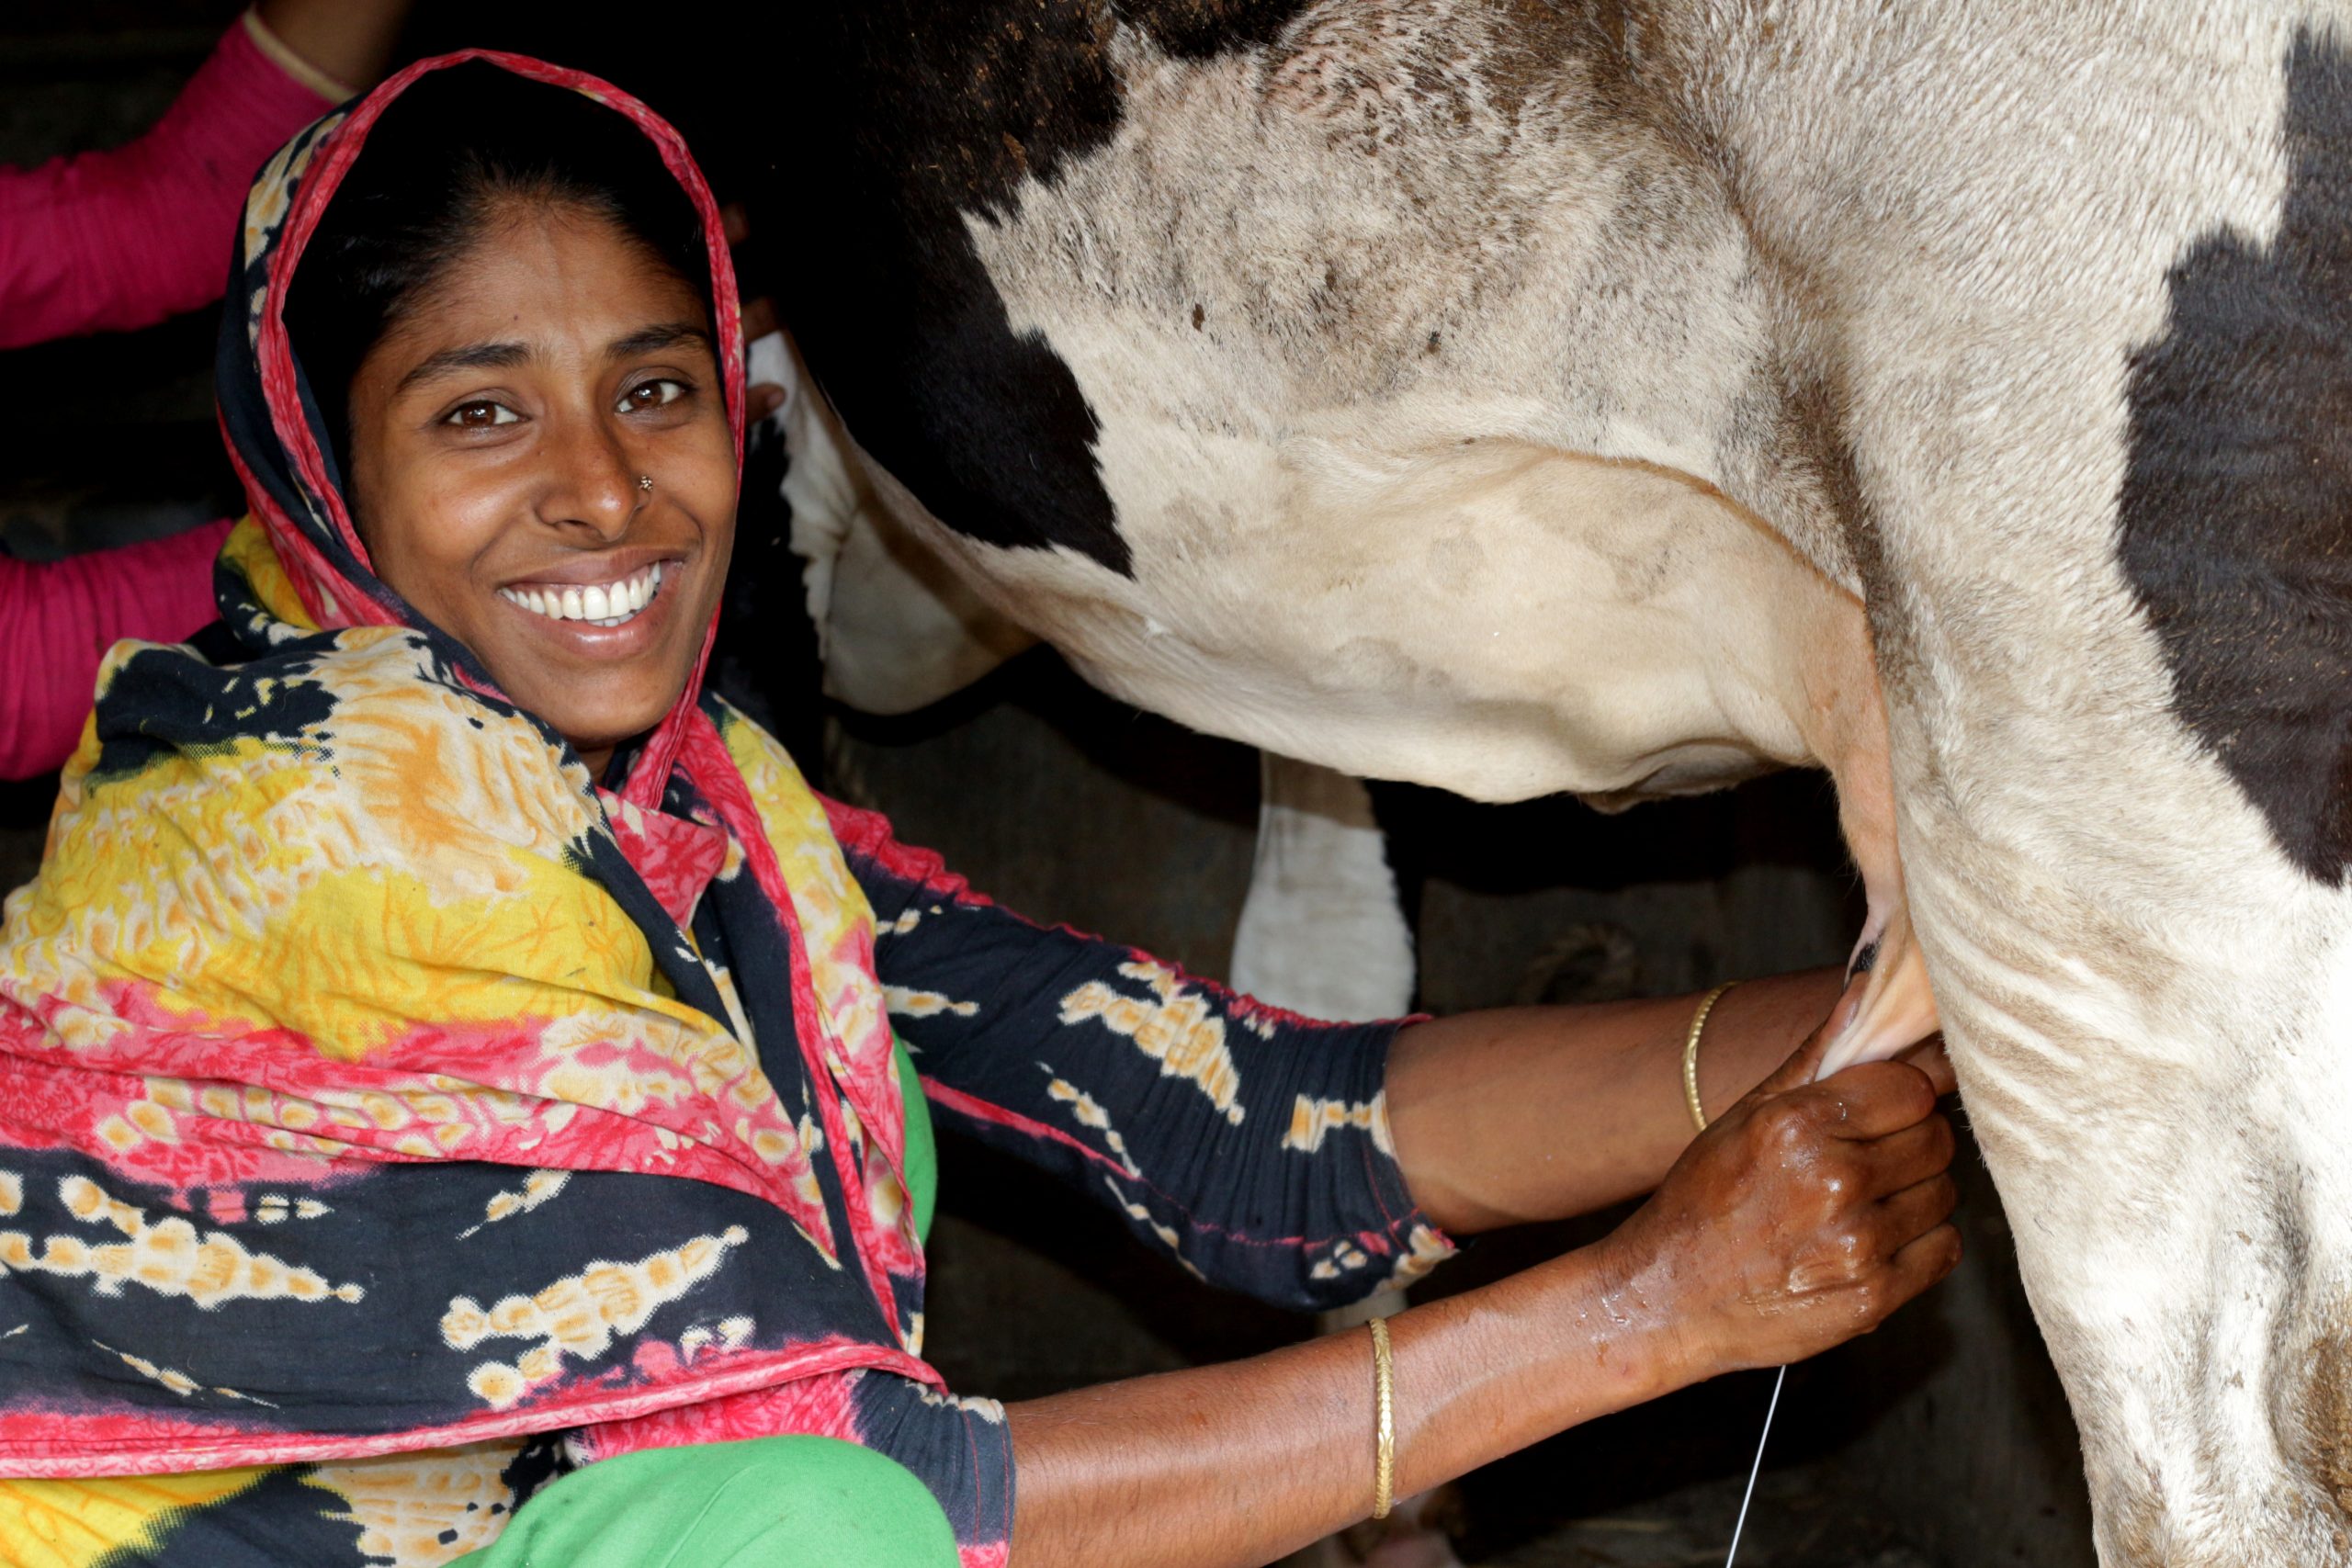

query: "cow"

left=752, top=4, right=2352, bottom=1562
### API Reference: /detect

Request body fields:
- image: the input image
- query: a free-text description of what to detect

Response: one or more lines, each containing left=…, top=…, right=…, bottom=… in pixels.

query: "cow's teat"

left=1794, top=592, right=1941, bottom=1077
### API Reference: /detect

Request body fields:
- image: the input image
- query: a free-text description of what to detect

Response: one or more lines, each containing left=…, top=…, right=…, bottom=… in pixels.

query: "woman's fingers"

left=745, top=382, right=786, bottom=423
left=1855, top=1113, right=1957, bottom=1200
left=1896, top=1034, right=1958, bottom=1097
left=1889, top=1219, right=1966, bottom=1294
left=1605, top=1021, right=1962, bottom=1380
left=1872, top=1171, right=1961, bottom=1253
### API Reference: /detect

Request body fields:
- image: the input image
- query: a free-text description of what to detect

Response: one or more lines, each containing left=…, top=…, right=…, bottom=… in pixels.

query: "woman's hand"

left=1592, top=987, right=1962, bottom=1381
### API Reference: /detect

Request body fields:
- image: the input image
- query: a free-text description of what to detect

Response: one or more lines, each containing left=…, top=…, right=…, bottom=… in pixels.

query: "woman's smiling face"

left=344, top=201, right=736, bottom=778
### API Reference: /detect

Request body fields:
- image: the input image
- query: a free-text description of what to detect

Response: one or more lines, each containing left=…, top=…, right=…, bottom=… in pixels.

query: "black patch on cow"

left=2118, top=32, right=2352, bottom=881
left=764, top=3, right=1315, bottom=577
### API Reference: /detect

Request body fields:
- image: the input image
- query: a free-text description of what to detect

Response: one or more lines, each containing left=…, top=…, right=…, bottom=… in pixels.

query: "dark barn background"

left=0, top=6, right=2093, bottom=1564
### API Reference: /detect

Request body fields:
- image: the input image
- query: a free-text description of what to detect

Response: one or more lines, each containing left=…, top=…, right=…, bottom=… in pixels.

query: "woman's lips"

left=493, top=558, right=683, bottom=656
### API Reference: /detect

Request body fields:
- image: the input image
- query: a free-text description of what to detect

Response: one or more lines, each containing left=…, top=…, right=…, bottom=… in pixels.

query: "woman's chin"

left=557, top=686, right=688, bottom=760
left=492, top=659, right=690, bottom=763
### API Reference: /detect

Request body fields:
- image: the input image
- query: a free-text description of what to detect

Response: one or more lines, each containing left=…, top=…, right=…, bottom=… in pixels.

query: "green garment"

left=448, top=1042, right=952, bottom=1568
left=900, top=1038, right=937, bottom=1244
left=447, top=1436, right=958, bottom=1567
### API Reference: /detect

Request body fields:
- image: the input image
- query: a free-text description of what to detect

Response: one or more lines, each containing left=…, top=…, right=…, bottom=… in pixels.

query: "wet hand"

left=1600, top=998, right=1962, bottom=1379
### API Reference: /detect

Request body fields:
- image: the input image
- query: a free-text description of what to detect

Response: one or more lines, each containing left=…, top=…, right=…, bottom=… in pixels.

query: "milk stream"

left=1724, top=1362, right=1786, bottom=1566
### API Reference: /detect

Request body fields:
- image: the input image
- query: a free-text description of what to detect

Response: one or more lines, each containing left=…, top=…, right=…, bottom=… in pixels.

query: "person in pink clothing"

left=0, top=0, right=409, bottom=781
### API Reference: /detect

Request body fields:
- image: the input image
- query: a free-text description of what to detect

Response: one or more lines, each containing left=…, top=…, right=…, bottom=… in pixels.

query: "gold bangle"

left=1369, top=1316, right=1396, bottom=1519
left=1681, top=981, right=1738, bottom=1134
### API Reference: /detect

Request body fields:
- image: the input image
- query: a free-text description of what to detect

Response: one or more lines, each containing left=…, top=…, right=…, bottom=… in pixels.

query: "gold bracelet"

left=1681, top=981, right=1738, bottom=1134
left=1369, top=1316, right=1396, bottom=1519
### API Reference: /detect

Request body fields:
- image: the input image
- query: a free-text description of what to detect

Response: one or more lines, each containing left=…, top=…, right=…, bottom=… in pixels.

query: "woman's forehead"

left=368, top=211, right=714, bottom=380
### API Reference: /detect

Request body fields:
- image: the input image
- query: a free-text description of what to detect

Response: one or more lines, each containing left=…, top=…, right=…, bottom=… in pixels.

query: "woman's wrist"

left=1573, top=1227, right=1730, bottom=1395
left=1684, top=967, right=1848, bottom=1127
left=1552, top=1234, right=1713, bottom=1404
left=1396, top=1239, right=1700, bottom=1494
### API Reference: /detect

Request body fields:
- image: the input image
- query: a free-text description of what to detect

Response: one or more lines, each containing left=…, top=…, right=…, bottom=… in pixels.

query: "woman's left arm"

left=1385, top=969, right=1853, bottom=1234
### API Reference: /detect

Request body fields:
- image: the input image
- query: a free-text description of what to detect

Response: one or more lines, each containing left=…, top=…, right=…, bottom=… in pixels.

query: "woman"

left=0, top=55, right=1959, bottom=1568
left=0, top=0, right=411, bottom=782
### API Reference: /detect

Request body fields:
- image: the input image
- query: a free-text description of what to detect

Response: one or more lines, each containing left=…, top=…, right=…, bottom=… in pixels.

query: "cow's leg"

left=1689, top=13, right=2352, bottom=1558
left=1229, top=754, right=1416, bottom=1021
left=1228, top=755, right=1461, bottom=1568
left=1838, top=425, right=2352, bottom=1568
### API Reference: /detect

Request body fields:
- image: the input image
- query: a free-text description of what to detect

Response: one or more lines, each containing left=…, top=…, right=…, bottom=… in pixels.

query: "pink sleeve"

left=0, top=14, right=333, bottom=350
left=0, top=521, right=234, bottom=781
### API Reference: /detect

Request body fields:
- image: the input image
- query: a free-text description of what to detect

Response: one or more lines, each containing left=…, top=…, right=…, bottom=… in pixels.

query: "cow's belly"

left=863, top=430, right=1868, bottom=809
left=850, top=409, right=1933, bottom=1067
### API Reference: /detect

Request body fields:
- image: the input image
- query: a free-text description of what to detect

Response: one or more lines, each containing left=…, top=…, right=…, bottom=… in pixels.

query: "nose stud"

left=638, top=475, right=653, bottom=493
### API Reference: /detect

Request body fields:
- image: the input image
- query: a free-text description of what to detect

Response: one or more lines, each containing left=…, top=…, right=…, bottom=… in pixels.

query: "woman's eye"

left=444, top=400, right=518, bottom=428
left=619, top=378, right=689, bottom=412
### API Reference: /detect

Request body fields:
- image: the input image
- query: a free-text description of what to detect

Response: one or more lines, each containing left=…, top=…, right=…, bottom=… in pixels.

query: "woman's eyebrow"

left=395, top=340, right=530, bottom=395
left=606, top=321, right=714, bottom=360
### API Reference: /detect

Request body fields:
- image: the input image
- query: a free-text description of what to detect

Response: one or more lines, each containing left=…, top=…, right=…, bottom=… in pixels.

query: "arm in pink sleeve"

left=0, top=521, right=233, bottom=781
left=0, top=14, right=333, bottom=350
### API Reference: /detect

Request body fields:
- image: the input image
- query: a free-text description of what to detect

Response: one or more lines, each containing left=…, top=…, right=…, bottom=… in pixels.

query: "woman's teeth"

left=499, top=562, right=665, bottom=627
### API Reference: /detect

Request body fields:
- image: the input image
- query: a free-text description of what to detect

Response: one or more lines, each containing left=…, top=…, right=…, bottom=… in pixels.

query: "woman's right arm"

left=0, top=3, right=407, bottom=349
left=1006, top=1051, right=1961, bottom=1568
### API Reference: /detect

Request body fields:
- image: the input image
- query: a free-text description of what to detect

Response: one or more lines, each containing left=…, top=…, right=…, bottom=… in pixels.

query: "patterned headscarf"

left=0, top=52, right=933, bottom=1482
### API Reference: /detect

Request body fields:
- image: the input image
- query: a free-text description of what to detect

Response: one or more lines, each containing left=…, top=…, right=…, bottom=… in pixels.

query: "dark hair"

left=286, top=62, right=712, bottom=481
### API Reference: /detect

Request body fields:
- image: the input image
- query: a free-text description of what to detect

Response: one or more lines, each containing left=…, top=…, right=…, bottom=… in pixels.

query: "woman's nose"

left=538, top=415, right=642, bottom=538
